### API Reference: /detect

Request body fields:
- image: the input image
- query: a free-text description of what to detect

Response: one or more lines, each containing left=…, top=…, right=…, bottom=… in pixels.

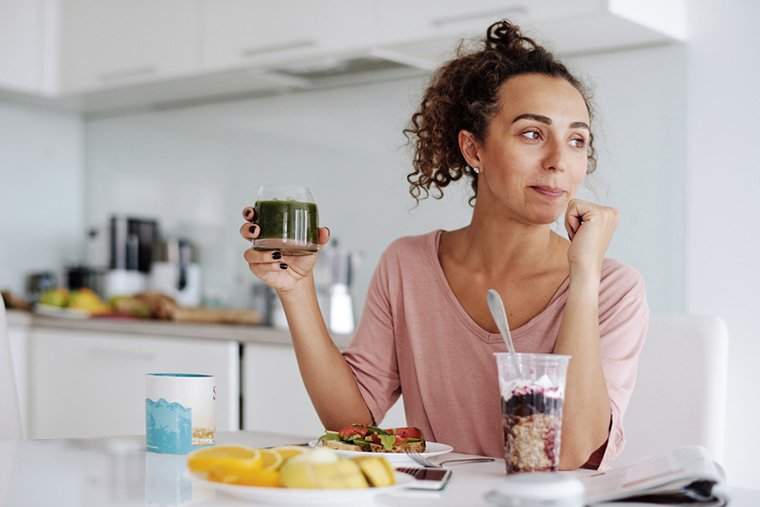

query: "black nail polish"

left=248, top=224, right=257, bottom=234
left=272, top=251, right=282, bottom=260
left=325, top=226, right=331, bottom=237
left=279, top=263, right=288, bottom=270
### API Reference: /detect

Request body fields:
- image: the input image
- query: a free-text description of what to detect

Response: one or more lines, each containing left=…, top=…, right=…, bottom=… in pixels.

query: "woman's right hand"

left=240, top=206, right=330, bottom=294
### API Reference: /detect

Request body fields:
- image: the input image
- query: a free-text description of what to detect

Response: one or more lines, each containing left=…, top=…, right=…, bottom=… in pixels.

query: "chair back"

left=617, top=314, right=728, bottom=466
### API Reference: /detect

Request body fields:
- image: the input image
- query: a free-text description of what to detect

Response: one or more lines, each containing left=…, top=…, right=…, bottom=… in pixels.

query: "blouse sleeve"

left=341, top=247, right=401, bottom=425
left=584, top=263, right=650, bottom=470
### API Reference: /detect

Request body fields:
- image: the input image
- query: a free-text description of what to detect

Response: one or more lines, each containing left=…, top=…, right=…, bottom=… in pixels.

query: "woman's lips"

left=530, top=186, right=565, bottom=198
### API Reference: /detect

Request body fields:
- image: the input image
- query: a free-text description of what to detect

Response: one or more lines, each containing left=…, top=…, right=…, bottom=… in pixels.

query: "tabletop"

left=0, top=431, right=755, bottom=506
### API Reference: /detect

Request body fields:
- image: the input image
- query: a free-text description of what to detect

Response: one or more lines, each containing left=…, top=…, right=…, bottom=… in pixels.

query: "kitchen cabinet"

left=59, top=0, right=201, bottom=93
left=26, top=327, right=239, bottom=439
left=0, top=0, right=57, bottom=94
left=199, top=0, right=372, bottom=73
left=2, top=0, right=686, bottom=113
left=243, top=342, right=405, bottom=436
left=370, top=0, right=685, bottom=71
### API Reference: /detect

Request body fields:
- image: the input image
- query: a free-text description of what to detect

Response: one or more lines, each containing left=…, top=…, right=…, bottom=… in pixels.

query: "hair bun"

left=485, top=20, right=536, bottom=53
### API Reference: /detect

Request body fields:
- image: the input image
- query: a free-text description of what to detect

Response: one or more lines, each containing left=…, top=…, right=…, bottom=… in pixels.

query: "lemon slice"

left=260, top=448, right=284, bottom=471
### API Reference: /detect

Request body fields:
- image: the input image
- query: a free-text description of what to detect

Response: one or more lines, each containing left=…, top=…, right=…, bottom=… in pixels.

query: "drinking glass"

left=253, top=185, right=319, bottom=255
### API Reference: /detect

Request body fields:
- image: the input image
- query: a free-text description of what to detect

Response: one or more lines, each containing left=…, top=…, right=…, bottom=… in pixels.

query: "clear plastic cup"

left=495, top=353, right=571, bottom=474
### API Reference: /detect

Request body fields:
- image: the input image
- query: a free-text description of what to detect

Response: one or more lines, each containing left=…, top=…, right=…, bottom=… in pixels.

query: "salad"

left=317, top=424, right=426, bottom=453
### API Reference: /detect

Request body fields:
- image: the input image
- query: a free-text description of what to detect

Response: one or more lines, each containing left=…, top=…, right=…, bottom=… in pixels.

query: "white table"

left=0, top=431, right=755, bottom=506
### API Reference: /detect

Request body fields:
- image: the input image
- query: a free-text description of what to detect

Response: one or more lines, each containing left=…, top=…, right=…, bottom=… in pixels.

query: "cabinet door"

left=59, top=0, right=201, bottom=92
left=200, top=0, right=372, bottom=72
left=0, top=0, right=43, bottom=92
left=27, top=328, right=239, bottom=439
left=243, top=342, right=405, bottom=436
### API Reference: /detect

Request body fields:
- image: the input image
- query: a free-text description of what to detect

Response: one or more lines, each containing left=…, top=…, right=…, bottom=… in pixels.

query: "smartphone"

left=395, top=467, right=453, bottom=491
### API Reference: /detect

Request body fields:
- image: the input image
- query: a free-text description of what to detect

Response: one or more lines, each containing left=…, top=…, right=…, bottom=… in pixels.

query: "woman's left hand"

left=564, top=198, right=619, bottom=276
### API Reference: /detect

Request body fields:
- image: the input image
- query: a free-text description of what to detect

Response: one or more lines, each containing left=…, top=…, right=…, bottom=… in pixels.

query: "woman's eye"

left=521, top=130, right=541, bottom=141
left=570, top=137, right=586, bottom=148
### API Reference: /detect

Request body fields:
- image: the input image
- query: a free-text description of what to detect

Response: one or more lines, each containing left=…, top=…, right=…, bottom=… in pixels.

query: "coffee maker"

left=104, top=215, right=160, bottom=298
left=149, top=238, right=202, bottom=307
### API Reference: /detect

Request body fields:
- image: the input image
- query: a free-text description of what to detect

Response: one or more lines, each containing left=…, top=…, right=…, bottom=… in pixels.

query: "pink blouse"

left=343, top=230, right=649, bottom=469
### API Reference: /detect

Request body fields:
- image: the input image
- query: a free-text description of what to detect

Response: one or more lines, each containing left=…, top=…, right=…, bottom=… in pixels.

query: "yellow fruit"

left=273, top=446, right=307, bottom=467
left=353, top=457, right=396, bottom=487
left=236, top=468, right=281, bottom=487
left=187, top=445, right=262, bottom=482
left=260, top=448, right=284, bottom=471
left=279, top=451, right=369, bottom=489
left=68, top=289, right=110, bottom=315
left=39, top=288, right=69, bottom=307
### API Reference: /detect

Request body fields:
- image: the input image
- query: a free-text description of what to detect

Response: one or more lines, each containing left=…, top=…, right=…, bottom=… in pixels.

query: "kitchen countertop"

left=5, top=309, right=354, bottom=348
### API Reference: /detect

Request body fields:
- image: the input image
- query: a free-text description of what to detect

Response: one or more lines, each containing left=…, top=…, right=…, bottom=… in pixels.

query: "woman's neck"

left=448, top=204, right=565, bottom=279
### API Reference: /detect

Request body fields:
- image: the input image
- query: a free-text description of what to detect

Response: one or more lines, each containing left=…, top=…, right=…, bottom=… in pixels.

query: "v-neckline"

left=428, top=229, right=571, bottom=345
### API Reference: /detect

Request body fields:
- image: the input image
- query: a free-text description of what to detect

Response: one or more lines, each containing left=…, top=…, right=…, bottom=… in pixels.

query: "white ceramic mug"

left=145, top=373, right=215, bottom=454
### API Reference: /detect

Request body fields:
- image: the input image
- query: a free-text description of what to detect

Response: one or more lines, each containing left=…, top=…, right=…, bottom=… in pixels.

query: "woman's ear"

left=458, top=130, right=482, bottom=171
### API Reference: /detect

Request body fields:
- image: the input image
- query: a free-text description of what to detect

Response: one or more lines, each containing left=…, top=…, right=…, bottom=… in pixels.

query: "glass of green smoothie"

left=253, top=185, right=319, bottom=255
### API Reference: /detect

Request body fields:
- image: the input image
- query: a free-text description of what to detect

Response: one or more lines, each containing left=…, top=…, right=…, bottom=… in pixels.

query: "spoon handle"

left=487, top=289, right=517, bottom=354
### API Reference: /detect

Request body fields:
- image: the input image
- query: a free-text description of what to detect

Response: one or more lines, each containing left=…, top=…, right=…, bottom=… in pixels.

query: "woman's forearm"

left=553, top=270, right=611, bottom=469
left=278, top=276, right=372, bottom=430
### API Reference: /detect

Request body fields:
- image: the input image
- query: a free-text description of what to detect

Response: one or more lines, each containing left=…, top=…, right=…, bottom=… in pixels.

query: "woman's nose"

left=541, top=138, right=567, bottom=172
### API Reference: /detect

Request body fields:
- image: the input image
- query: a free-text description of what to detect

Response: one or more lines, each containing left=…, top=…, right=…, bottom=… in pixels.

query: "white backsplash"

left=0, top=102, right=83, bottom=295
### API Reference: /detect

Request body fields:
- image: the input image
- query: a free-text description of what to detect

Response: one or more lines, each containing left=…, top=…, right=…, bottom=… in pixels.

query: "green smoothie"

left=254, top=199, right=319, bottom=254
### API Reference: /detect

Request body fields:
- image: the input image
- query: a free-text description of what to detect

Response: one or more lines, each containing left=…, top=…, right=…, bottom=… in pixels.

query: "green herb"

left=367, top=426, right=388, bottom=435
left=319, top=432, right=340, bottom=442
left=379, top=434, right=397, bottom=450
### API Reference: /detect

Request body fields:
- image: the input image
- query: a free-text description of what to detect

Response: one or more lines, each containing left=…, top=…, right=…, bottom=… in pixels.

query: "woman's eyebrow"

left=512, top=113, right=590, bottom=131
left=512, top=113, right=552, bottom=124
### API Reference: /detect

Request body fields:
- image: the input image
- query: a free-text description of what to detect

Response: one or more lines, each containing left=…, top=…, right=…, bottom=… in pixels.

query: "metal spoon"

left=487, top=289, right=516, bottom=354
left=487, top=289, right=522, bottom=377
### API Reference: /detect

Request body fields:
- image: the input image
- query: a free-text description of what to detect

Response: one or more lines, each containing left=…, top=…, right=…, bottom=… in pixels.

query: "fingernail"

left=248, top=224, right=258, bottom=234
left=325, top=226, right=331, bottom=237
left=279, top=263, right=288, bottom=270
left=272, top=251, right=282, bottom=260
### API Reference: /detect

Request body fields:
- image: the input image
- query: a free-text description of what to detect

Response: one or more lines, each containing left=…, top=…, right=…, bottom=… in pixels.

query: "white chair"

left=0, top=298, right=22, bottom=439
left=616, top=314, right=728, bottom=466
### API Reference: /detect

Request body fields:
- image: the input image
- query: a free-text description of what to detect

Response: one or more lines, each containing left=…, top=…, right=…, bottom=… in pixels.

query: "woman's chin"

left=527, top=210, right=562, bottom=225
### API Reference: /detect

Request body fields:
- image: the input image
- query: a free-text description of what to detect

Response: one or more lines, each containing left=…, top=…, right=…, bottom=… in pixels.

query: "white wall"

left=687, top=0, right=760, bottom=488
left=84, top=43, right=687, bottom=316
left=0, top=102, right=83, bottom=295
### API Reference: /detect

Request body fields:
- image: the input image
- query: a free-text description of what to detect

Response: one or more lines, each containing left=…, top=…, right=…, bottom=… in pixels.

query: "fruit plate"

left=34, top=304, right=91, bottom=319
left=189, top=471, right=417, bottom=504
left=308, top=440, right=454, bottom=463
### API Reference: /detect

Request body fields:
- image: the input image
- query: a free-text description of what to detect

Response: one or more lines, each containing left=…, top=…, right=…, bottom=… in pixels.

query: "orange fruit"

left=187, top=445, right=262, bottom=484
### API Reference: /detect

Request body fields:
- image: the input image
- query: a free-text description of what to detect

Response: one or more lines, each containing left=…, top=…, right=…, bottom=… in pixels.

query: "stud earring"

left=473, top=166, right=480, bottom=174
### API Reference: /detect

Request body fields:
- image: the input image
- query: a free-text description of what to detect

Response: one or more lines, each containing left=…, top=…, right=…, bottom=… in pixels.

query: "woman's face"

left=473, top=73, right=591, bottom=225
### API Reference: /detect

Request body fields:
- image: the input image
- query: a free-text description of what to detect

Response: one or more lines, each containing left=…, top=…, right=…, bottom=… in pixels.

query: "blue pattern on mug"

left=146, top=398, right=193, bottom=454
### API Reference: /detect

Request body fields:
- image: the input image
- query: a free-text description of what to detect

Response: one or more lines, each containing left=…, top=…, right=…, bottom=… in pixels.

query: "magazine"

left=581, top=446, right=725, bottom=505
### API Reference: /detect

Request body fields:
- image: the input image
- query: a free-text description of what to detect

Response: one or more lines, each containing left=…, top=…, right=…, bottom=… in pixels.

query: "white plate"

left=34, top=304, right=91, bottom=319
left=308, top=440, right=454, bottom=463
left=190, top=471, right=416, bottom=504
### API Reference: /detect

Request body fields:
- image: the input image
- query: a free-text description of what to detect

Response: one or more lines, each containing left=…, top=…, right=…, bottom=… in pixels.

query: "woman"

left=240, top=20, right=648, bottom=470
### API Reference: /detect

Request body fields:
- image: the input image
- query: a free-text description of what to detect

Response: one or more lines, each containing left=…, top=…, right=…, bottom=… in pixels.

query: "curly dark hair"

left=404, top=19, right=597, bottom=206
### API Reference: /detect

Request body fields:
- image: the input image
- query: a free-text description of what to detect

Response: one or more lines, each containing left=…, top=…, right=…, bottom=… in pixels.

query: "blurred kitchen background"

left=1, top=0, right=758, bottom=487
